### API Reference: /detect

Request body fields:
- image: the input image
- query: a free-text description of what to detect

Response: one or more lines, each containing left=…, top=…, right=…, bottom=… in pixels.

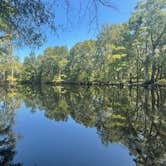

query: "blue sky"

left=15, top=0, right=137, bottom=60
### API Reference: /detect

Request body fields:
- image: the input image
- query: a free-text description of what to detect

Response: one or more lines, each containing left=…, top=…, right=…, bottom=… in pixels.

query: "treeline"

left=0, top=0, right=166, bottom=85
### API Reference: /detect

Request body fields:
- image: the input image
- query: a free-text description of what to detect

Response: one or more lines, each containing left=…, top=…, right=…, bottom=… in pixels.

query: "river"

left=0, top=85, right=165, bottom=166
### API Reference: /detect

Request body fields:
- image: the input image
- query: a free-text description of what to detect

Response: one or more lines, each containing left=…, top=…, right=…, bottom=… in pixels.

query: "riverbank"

left=48, top=81, right=166, bottom=87
left=1, top=80, right=166, bottom=87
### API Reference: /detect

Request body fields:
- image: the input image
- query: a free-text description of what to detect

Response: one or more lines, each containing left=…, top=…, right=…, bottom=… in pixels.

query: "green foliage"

left=68, top=40, right=96, bottom=82
left=39, top=46, right=69, bottom=83
left=129, top=0, right=166, bottom=82
left=0, top=0, right=56, bottom=46
left=0, top=48, right=22, bottom=83
left=21, top=52, right=39, bottom=83
left=21, top=47, right=69, bottom=83
left=0, top=0, right=166, bottom=84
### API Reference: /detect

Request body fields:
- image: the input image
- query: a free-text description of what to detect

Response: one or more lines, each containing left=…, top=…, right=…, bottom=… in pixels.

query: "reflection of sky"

left=14, top=0, right=137, bottom=61
left=13, top=103, right=135, bottom=166
left=0, top=102, right=3, bottom=111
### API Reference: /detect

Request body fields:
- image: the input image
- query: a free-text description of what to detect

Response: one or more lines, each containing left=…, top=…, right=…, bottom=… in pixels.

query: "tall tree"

left=68, top=40, right=96, bottom=82
left=38, top=46, right=69, bottom=83
left=22, top=52, right=39, bottom=83
left=129, top=0, right=166, bottom=83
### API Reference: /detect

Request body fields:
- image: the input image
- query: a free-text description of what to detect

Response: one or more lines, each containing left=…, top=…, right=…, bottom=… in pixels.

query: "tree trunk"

left=3, top=71, right=6, bottom=82
left=144, top=54, right=151, bottom=83
left=11, top=64, right=14, bottom=84
left=129, top=73, right=132, bottom=84
left=155, top=65, right=160, bottom=81
left=144, top=63, right=149, bottom=83
left=151, top=63, right=156, bottom=83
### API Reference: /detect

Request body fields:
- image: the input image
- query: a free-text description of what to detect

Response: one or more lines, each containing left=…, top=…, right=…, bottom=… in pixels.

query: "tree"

left=0, top=0, right=56, bottom=46
left=38, top=46, right=69, bottom=83
left=95, top=24, right=127, bottom=82
left=0, top=0, right=113, bottom=47
left=68, top=40, right=96, bottom=82
left=22, top=52, right=39, bottom=83
left=129, top=0, right=166, bottom=83
left=0, top=46, right=22, bottom=83
left=1, top=0, right=165, bottom=85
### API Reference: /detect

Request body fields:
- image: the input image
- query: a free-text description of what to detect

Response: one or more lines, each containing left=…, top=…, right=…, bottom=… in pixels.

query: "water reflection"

left=0, top=85, right=166, bottom=166
left=0, top=87, right=22, bottom=166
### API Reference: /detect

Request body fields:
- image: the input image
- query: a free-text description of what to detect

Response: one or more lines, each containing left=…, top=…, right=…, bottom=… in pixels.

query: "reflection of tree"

left=0, top=87, right=22, bottom=166
left=20, top=85, right=166, bottom=166
left=96, top=88, right=166, bottom=166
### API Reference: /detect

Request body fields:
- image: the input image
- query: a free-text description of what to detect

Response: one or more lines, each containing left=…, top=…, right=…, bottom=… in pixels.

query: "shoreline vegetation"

left=52, top=81, right=166, bottom=87
left=1, top=80, right=166, bottom=87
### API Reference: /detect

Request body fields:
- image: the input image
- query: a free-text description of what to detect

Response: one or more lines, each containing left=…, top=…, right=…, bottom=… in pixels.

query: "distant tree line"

left=0, top=0, right=166, bottom=85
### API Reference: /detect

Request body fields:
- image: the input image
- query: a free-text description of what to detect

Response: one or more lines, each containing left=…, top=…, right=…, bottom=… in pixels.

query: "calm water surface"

left=0, top=85, right=165, bottom=166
